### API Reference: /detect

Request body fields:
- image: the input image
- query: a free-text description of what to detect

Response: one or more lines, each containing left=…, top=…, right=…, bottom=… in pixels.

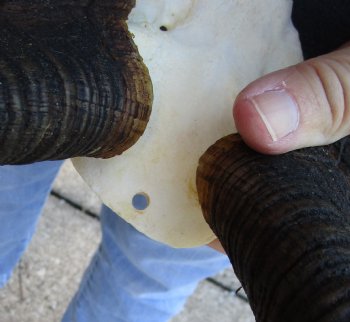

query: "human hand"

left=233, top=43, right=350, bottom=155
left=208, top=43, right=350, bottom=253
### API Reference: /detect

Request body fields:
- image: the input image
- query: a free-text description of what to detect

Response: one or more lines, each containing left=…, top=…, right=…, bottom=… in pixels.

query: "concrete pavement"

left=0, top=160, right=254, bottom=322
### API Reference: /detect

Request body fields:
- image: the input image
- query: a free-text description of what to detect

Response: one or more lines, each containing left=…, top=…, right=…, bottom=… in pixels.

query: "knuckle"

left=303, top=55, right=350, bottom=141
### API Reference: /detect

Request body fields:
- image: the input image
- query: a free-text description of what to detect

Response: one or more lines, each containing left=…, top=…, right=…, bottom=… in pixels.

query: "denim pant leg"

left=0, top=161, right=63, bottom=287
left=63, top=205, right=230, bottom=322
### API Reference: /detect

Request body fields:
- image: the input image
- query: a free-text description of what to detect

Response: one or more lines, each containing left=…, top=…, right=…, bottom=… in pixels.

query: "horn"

left=197, top=134, right=350, bottom=322
left=0, top=0, right=152, bottom=164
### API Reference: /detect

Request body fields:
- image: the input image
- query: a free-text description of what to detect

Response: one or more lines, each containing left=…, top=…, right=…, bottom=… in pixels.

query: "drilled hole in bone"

left=159, top=25, right=168, bottom=31
left=132, top=193, right=150, bottom=211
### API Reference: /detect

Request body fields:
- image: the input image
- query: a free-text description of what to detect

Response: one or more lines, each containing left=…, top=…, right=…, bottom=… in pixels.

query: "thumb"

left=233, top=43, right=350, bottom=154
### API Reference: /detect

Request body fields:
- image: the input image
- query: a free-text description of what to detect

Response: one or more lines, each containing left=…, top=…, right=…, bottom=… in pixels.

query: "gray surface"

left=173, top=281, right=254, bottom=322
left=52, top=160, right=102, bottom=215
left=0, top=160, right=255, bottom=322
left=0, top=196, right=101, bottom=322
left=213, top=269, right=249, bottom=300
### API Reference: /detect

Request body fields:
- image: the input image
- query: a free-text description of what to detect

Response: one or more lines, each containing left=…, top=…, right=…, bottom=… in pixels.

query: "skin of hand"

left=208, top=42, right=350, bottom=253
left=234, top=43, right=350, bottom=155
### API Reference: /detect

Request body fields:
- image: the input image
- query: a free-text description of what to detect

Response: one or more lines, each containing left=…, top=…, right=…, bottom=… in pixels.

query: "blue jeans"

left=0, top=161, right=230, bottom=322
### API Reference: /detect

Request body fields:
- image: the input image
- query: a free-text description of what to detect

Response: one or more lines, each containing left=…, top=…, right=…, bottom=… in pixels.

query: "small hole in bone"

left=159, top=26, right=168, bottom=31
left=132, top=193, right=150, bottom=211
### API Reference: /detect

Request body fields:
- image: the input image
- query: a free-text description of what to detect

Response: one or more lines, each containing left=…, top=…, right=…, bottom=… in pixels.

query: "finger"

left=233, top=43, right=350, bottom=154
left=207, top=239, right=226, bottom=254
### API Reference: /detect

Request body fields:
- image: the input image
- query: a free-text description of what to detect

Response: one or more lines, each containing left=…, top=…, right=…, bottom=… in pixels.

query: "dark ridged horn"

left=197, top=134, right=350, bottom=322
left=0, top=0, right=152, bottom=165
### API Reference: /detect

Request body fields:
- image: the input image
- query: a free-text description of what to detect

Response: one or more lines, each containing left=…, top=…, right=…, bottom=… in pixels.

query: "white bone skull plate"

left=73, top=0, right=302, bottom=247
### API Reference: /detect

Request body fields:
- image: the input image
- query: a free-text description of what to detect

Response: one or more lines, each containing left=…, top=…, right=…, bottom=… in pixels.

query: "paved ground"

left=0, top=160, right=255, bottom=322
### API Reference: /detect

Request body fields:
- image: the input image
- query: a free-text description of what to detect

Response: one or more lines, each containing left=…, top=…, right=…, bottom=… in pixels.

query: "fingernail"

left=249, top=89, right=299, bottom=141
